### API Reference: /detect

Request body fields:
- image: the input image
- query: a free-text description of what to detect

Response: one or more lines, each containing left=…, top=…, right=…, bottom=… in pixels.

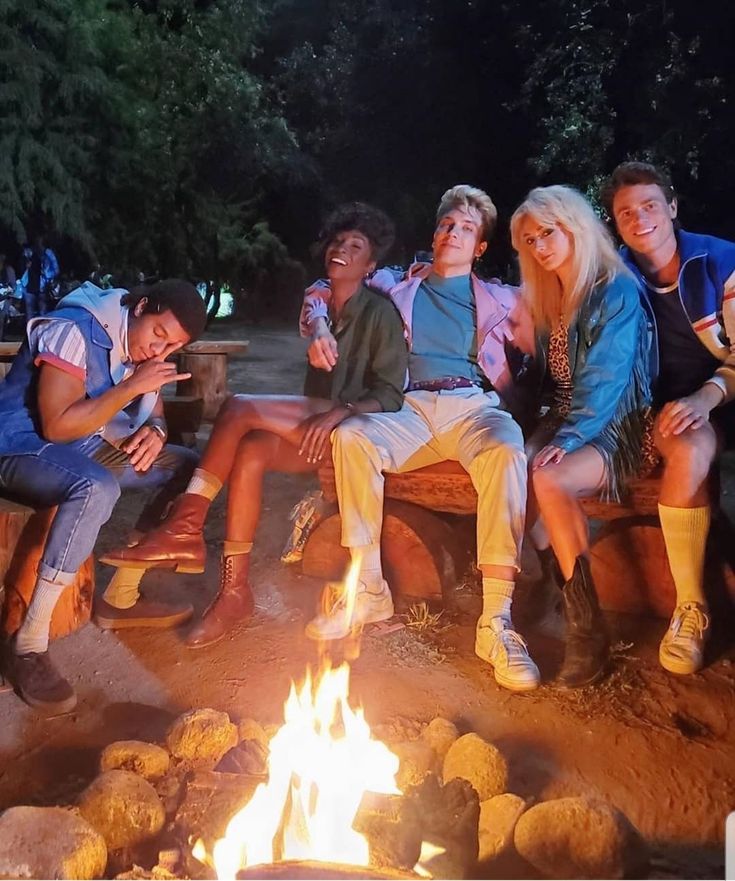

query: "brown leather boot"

left=99, top=494, right=209, bottom=573
left=185, top=553, right=254, bottom=648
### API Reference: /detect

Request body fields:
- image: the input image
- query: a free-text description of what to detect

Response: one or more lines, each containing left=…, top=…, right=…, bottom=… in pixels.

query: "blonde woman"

left=511, top=185, right=651, bottom=688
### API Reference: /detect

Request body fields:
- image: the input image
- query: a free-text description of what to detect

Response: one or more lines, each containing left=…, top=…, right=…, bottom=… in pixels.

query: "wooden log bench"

left=0, top=498, right=95, bottom=639
left=303, top=460, right=735, bottom=618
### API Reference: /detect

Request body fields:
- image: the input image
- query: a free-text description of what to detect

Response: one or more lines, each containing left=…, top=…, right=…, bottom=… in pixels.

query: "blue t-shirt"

left=408, top=273, right=484, bottom=385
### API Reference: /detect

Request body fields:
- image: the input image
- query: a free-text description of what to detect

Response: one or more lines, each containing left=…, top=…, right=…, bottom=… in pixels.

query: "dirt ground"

left=1, top=318, right=734, bottom=879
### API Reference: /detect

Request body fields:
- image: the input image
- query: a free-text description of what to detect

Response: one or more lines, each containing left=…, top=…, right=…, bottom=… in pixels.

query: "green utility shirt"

left=303, top=285, right=407, bottom=412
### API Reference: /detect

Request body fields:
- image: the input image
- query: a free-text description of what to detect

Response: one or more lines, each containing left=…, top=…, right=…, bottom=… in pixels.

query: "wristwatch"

left=149, top=422, right=167, bottom=442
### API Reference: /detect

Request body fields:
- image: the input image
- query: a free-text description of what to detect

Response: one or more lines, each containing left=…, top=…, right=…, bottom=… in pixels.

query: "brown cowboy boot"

left=99, top=494, right=209, bottom=573
left=185, top=553, right=254, bottom=648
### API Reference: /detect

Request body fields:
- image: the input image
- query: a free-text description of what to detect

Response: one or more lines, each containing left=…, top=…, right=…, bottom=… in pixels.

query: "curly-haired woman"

left=101, top=203, right=407, bottom=647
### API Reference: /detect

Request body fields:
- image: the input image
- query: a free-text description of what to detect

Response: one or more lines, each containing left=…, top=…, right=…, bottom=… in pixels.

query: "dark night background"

left=1, top=0, right=734, bottom=316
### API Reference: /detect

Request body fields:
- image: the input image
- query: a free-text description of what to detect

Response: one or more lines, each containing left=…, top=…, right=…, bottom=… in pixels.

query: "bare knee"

left=532, top=459, right=577, bottom=499
left=217, top=394, right=256, bottom=430
left=232, top=430, right=279, bottom=472
left=658, top=426, right=717, bottom=482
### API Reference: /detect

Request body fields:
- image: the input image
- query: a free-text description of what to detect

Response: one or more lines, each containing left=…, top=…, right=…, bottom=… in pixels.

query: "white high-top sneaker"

left=475, top=617, right=540, bottom=691
left=305, top=578, right=394, bottom=641
left=659, top=602, right=710, bottom=675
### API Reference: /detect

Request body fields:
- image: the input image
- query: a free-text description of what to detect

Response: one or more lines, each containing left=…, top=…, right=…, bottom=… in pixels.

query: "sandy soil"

left=0, top=319, right=733, bottom=879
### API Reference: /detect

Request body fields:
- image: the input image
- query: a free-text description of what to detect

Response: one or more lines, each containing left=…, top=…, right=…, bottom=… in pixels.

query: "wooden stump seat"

left=306, top=460, right=735, bottom=618
left=176, top=340, right=249, bottom=421
left=0, top=498, right=95, bottom=639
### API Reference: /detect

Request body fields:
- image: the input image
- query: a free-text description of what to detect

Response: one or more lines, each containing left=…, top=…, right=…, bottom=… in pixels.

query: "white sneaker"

left=475, top=617, right=540, bottom=692
left=305, top=579, right=394, bottom=640
left=659, top=602, right=710, bottom=675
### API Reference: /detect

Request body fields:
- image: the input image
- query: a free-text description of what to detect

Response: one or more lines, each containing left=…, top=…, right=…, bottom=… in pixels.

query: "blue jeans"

left=0, top=435, right=198, bottom=583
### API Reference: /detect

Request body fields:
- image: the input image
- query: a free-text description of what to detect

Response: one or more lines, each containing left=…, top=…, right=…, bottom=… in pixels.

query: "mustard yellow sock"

left=103, top=568, right=145, bottom=609
left=223, top=540, right=253, bottom=557
left=186, top=467, right=223, bottom=501
left=658, top=504, right=710, bottom=607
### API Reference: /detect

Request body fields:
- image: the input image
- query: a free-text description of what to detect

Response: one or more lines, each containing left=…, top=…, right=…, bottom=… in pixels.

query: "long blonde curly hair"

left=510, top=185, right=628, bottom=330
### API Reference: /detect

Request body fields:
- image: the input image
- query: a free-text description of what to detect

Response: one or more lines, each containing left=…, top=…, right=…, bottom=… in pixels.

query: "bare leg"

left=197, top=395, right=333, bottom=485
left=531, top=445, right=606, bottom=580
left=225, top=430, right=319, bottom=542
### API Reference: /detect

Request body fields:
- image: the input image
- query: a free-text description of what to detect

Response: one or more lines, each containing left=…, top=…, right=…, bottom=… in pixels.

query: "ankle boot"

left=185, top=553, right=254, bottom=648
left=559, top=556, right=609, bottom=688
left=99, top=494, right=210, bottom=572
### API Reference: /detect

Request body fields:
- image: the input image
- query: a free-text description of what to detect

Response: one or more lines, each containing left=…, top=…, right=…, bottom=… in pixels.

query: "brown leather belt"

left=406, top=377, right=485, bottom=392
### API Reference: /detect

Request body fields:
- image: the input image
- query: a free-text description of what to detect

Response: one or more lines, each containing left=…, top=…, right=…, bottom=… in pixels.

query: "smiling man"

left=602, top=161, right=735, bottom=675
left=0, top=279, right=206, bottom=713
left=302, top=185, right=540, bottom=692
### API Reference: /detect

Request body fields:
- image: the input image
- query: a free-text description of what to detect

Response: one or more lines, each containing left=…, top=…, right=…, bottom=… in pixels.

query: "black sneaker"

left=10, top=648, right=77, bottom=714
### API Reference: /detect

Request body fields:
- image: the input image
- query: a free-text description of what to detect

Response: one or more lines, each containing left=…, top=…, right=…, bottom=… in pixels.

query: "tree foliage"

left=0, top=0, right=733, bottom=299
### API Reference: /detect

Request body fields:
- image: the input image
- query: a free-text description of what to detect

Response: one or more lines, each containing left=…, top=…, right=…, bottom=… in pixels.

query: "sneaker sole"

left=659, top=650, right=702, bottom=676
left=19, top=688, right=77, bottom=715
left=476, top=647, right=540, bottom=692
left=98, top=556, right=204, bottom=574
left=93, top=609, right=194, bottom=630
left=305, top=608, right=394, bottom=641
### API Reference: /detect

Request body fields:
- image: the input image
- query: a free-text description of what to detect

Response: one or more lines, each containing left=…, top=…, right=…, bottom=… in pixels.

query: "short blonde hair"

left=510, top=185, right=627, bottom=330
left=436, top=184, right=498, bottom=242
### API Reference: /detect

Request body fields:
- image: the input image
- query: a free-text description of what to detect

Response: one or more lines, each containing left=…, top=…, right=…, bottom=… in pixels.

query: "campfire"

left=192, top=556, right=441, bottom=878
left=193, top=661, right=403, bottom=876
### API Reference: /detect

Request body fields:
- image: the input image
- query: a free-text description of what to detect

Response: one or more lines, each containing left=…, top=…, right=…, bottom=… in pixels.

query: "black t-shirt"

left=648, top=280, right=720, bottom=405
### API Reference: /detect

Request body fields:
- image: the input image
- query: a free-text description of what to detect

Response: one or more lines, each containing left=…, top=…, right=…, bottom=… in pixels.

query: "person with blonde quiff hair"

left=511, top=184, right=651, bottom=688
left=301, top=183, right=541, bottom=693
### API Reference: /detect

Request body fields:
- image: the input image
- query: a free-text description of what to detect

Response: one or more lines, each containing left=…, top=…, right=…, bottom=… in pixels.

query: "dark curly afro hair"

left=317, top=202, right=396, bottom=264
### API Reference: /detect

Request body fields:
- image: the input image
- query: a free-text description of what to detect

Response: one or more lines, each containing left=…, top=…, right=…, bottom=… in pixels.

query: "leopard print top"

left=548, top=321, right=573, bottom=419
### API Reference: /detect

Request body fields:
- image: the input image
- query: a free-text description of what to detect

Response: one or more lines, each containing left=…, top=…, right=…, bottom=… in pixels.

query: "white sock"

left=480, top=577, right=514, bottom=625
left=353, top=543, right=383, bottom=591
left=103, top=568, right=145, bottom=610
left=186, top=467, right=223, bottom=501
left=15, top=577, right=69, bottom=654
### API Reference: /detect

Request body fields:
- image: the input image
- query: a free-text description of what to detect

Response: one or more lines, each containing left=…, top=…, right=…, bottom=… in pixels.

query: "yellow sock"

left=186, top=467, right=223, bottom=501
left=223, top=540, right=253, bottom=557
left=103, top=568, right=145, bottom=609
left=658, top=504, right=710, bottom=607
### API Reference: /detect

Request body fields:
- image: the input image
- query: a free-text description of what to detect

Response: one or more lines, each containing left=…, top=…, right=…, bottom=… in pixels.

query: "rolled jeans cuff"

left=37, top=562, right=78, bottom=585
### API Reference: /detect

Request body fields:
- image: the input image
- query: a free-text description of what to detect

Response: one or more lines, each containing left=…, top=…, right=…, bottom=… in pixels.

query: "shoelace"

left=491, top=626, right=531, bottom=666
left=671, top=604, right=709, bottom=641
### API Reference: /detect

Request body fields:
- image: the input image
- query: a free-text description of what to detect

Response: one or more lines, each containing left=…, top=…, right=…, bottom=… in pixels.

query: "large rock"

left=391, top=739, right=438, bottom=790
left=0, top=805, right=107, bottom=879
left=420, top=718, right=459, bottom=762
left=78, top=770, right=165, bottom=851
left=406, top=775, right=480, bottom=879
left=237, top=718, right=269, bottom=749
left=100, top=741, right=170, bottom=781
left=217, top=739, right=268, bottom=776
left=166, top=708, right=238, bottom=765
left=514, top=796, right=649, bottom=879
left=478, top=793, right=527, bottom=862
left=442, top=733, right=508, bottom=801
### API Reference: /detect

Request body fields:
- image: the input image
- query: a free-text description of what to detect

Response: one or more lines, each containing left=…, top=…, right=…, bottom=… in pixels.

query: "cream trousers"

left=332, top=388, right=527, bottom=569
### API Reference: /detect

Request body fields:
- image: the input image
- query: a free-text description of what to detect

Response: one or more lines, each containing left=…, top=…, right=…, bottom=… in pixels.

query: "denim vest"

left=0, top=305, right=120, bottom=455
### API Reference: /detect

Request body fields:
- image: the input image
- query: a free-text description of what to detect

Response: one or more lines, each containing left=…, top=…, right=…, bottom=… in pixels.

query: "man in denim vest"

left=0, top=279, right=206, bottom=713
left=603, top=162, right=735, bottom=675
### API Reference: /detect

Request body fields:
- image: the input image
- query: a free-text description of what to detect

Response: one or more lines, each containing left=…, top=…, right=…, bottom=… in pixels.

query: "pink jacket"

left=300, top=264, right=538, bottom=422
